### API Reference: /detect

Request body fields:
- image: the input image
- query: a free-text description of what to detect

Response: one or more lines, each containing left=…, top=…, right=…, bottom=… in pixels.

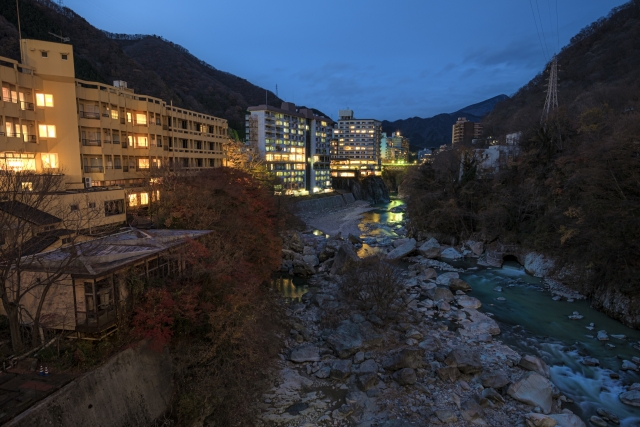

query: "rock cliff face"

left=332, top=177, right=390, bottom=204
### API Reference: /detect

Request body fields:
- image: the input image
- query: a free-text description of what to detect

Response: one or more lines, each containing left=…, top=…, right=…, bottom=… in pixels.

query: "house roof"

left=0, top=201, right=61, bottom=226
left=20, top=228, right=212, bottom=277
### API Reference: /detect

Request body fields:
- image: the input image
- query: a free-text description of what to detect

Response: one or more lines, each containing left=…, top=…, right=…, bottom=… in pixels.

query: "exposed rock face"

left=332, top=176, right=390, bottom=203
left=507, top=372, right=554, bottom=414
left=524, top=252, right=555, bottom=277
left=518, top=355, right=551, bottom=379
left=393, top=368, right=417, bottom=385
left=383, top=348, right=425, bottom=371
left=289, top=344, right=321, bottom=363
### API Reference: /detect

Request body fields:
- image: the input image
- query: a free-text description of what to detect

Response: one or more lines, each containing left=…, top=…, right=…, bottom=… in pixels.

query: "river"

left=280, top=199, right=640, bottom=426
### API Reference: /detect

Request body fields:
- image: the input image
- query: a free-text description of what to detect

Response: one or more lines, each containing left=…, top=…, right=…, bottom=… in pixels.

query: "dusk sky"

left=65, top=0, right=627, bottom=121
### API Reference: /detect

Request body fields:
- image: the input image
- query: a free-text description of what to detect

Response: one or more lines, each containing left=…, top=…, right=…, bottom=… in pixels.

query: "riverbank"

left=298, top=200, right=376, bottom=238
left=261, top=201, right=620, bottom=426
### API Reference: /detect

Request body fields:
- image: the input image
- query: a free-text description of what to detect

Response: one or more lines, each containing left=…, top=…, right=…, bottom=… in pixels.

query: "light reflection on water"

left=271, top=275, right=308, bottom=302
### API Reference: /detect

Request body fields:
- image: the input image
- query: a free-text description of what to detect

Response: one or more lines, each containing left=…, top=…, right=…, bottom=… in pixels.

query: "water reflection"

left=271, top=275, right=308, bottom=302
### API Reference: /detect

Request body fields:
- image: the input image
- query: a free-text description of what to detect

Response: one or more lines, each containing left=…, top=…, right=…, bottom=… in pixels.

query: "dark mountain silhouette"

left=382, top=95, right=508, bottom=150
left=0, top=0, right=281, bottom=135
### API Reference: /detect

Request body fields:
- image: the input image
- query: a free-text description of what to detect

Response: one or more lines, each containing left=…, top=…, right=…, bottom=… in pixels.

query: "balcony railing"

left=114, top=165, right=122, bottom=169
left=84, top=165, right=104, bottom=173
left=81, top=112, right=100, bottom=119
left=20, top=102, right=34, bottom=111
left=23, top=135, right=36, bottom=142
left=82, top=139, right=101, bottom=146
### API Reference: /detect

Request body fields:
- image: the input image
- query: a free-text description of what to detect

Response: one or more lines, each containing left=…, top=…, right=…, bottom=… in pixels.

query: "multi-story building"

left=1, top=39, right=227, bottom=216
left=246, top=102, right=333, bottom=194
left=381, top=131, right=410, bottom=163
left=452, top=117, right=483, bottom=146
left=330, top=110, right=382, bottom=178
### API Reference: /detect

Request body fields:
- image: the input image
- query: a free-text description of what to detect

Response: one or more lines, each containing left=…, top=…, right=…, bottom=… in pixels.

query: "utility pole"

left=541, top=55, right=559, bottom=127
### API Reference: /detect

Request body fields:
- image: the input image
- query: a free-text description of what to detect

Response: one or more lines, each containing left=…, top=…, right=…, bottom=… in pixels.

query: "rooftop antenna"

left=16, top=0, right=23, bottom=63
left=48, top=32, right=70, bottom=43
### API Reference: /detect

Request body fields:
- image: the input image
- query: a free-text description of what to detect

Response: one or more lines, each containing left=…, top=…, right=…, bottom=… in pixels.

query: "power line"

left=535, top=0, right=551, bottom=58
left=555, top=0, right=560, bottom=52
left=529, top=0, right=549, bottom=62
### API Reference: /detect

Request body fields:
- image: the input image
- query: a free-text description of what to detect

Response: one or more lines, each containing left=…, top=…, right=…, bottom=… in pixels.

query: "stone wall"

left=296, top=194, right=355, bottom=213
left=5, top=341, right=173, bottom=427
left=332, top=176, right=390, bottom=203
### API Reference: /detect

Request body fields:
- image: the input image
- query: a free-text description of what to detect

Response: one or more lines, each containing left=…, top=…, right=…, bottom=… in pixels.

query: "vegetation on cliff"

left=405, top=2, right=640, bottom=316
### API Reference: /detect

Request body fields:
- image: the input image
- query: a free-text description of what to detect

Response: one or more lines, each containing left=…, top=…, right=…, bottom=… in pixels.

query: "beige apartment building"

left=1, top=39, right=227, bottom=223
left=330, top=109, right=382, bottom=178
left=452, top=117, right=483, bottom=145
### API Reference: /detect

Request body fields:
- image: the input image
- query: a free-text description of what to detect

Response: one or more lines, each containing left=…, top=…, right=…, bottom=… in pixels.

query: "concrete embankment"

left=5, top=341, right=172, bottom=427
left=296, top=193, right=355, bottom=213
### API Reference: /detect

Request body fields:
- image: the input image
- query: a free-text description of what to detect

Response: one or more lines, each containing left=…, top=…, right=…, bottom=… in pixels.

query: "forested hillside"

left=406, top=1, right=640, bottom=327
left=0, top=0, right=281, bottom=134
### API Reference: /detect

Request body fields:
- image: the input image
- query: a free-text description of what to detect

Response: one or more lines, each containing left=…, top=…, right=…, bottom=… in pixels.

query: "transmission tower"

left=541, top=55, right=559, bottom=126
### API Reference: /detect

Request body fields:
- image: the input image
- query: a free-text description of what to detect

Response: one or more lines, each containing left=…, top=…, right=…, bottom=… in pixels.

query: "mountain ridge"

left=382, top=94, right=508, bottom=150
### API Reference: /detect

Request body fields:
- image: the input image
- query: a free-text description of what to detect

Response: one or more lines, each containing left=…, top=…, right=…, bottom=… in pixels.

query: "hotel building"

left=381, top=131, right=410, bottom=163
left=0, top=39, right=227, bottom=235
left=452, top=117, right=483, bottom=145
left=246, top=102, right=333, bottom=194
left=330, top=109, right=382, bottom=177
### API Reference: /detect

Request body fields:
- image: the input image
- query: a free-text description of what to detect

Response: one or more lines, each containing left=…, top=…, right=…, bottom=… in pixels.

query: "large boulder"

left=393, top=368, right=417, bottom=386
left=330, top=359, right=352, bottom=380
left=507, top=372, right=554, bottom=414
left=467, top=241, right=485, bottom=256
left=418, top=238, right=441, bottom=258
left=459, top=309, right=501, bottom=337
left=330, top=243, right=359, bottom=275
left=547, top=413, right=586, bottom=427
left=519, top=355, right=551, bottom=378
left=460, top=399, right=485, bottom=424
left=426, top=287, right=455, bottom=303
left=436, top=272, right=459, bottom=286
left=445, top=347, right=482, bottom=374
left=289, top=344, right=321, bottom=363
left=480, top=370, right=510, bottom=389
left=456, top=295, right=482, bottom=309
left=326, top=320, right=382, bottom=359
left=417, top=267, right=437, bottom=281
left=358, top=359, right=379, bottom=374
left=524, top=252, right=555, bottom=277
left=449, top=278, right=472, bottom=292
left=387, top=238, right=416, bottom=260
left=620, top=390, right=640, bottom=407
left=383, top=348, right=425, bottom=371
left=440, top=247, right=463, bottom=259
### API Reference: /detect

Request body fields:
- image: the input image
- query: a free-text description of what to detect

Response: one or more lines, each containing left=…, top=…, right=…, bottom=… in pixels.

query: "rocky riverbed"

left=258, top=201, right=640, bottom=426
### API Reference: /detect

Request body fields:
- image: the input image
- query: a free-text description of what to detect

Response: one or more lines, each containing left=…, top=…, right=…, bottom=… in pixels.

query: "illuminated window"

left=137, top=158, right=150, bottom=169
left=135, top=113, right=147, bottom=125
left=266, top=154, right=273, bottom=161
left=41, top=153, right=59, bottom=169
left=140, top=192, right=149, bottom=205
left=21, top=182, right=33, bottom=191
left=136, top=136, right=148, bottom=148
left=111, top=109, right=118, bottom=120
left=126, top=112, right=132, bottom=123
left=36, top=93, right=54, bottom=107
left=128, top=194, right=138, bottom=206
left=155, top=190, right=160, bottom=201
left=152, top=158, right=161, bottom=168
left=38, top=125, right=56, bottom=138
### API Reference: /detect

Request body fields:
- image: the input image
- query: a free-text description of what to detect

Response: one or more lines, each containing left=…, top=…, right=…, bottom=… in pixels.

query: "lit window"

left=111, top=109, right=118, bottom=120
left=152, top=158, right=161, bottom=168
left=38, top=125, right=56, bottom=138
left=128, top=194, right=138, bottom=206
left=41, top=153, right=59, bottom=169
left=137, top=136, right=148, bottom=148
left=135, top=113, right=147, bottom=125
left=138, top=158, right=149, bottom=169
left=21, top=182, right=33, bottom=191
left=140, top=192, right=149, bottom=205
left=155, top=190, right=160, bottom=201
left=36, top=94, right=54, bottom=107
left=127, top=112, right=132, bottom=123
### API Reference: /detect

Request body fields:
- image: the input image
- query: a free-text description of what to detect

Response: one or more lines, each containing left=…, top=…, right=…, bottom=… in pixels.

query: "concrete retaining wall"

left=6, top=341, right=173, bottom=427
left=296, top=193, right=355, bottom=213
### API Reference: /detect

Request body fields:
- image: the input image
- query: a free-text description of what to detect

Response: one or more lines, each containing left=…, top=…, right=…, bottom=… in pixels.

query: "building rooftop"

left=0, top=201, right=61, bottom=226
left=20, top=228, right=212, bottom=277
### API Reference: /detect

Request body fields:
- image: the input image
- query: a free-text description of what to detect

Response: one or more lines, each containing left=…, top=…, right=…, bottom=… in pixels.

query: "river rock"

left=435, top=409, right=458, bottom=423
left=596, top=408, right=619, bottom=424
left=436, top=272, right=459, bottom=286
left=589, top=416, right=607, bottom=427
left=519, top=355, right=551, bottom=378
left=461, top=399, right=485, bottom=424
left=437, top=366, right=461, bottom=382
left=387, top=238, right=416, bottom=260
left=467, top=241, right=485, bottom=256
left=597, top=330, right=609, bottom=341
left=581, top=357, right=600, bottom=366
left=441, top=247, right=463, bottom=259
left=392, top=238, right=410, bottom=248
left=348, top=233, right=363, bottom=244
left=456, top=295, right=482, bottom=309
left=445, top=347, right=482, bottom=374
left=393, top=368, right=417, bottom=385
left=289, top=343, right=321, bottom=363
left=480, top=370, right=510, bottom=389
left=436, top=300, right=451, bottom=311
left=482, top=387, right=505, bottom=403
left=449, top=278, right=472, bottom=292
left=459, top=308, right=501, bottom=337
left=330, top=359, right=352, bottom=380
left=548, top=413, right=586, bottom=427
left=507, top=372, right=554, bottom=414
left=621, top=360, right=638, bottom=371
left=418, top=238, right=441, bottom=258
left=494, top=286, right=503, bottom=292
left=302, top=254, right=319, bottom=267
left=525, top=413, right=557, bottom=427
left=619, top=390, right=640, bottom=407
left=330, top=243, right=360, bottom=275
left=417, top=267, right=437, bottom=281
left=358, top=359, right=379, bottom=374
left=326, top=320, right=382, bottom=359
left=426, top=287, right=455, bottom=303
left=383, top=348, right=425, bottom=371
left=357, top=372, right=378, bottom=390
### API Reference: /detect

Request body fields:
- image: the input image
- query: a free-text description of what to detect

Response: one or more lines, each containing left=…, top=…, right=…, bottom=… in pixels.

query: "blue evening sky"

left=65, top=0, right=627, bottom=121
